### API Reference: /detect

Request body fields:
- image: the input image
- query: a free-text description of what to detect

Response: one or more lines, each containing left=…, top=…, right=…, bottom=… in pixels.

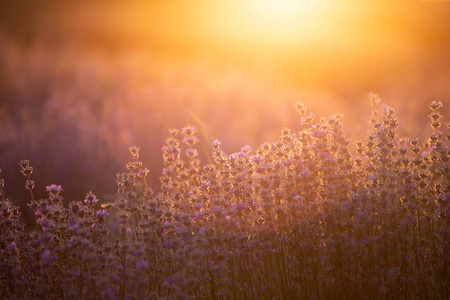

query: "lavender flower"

left=84, top=191, right=99, bottom=205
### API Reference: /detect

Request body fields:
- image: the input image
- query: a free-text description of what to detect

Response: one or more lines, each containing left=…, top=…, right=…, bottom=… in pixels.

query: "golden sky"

left=1, top=0, right=449, bottom=98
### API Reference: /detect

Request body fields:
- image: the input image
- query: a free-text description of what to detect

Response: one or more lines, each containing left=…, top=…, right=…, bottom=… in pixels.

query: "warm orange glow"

left=253, top=0, right=312, bottom=18
left=243, top=0, right=328, bottom=40
left=197, top=0, right=340, bottom=47
left=1, top=0, right=448, bottom=145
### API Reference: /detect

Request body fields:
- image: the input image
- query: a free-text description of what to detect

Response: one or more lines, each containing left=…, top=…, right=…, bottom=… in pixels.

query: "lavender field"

left=1, top=1, right=450, bottom=299
left=1, top=97, right=449, bottom=299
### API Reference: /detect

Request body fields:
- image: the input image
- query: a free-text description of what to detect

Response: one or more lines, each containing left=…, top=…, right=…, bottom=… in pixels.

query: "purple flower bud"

left=6, top=241, right=17, bottom=253
left=84, top=191, right=98, bottom=205
left=46, top=184, right=63, bottom=195
left=96, top=209, right=109, bottom=217
left=136, top=260, right=149, bottom=270
left=42, top=249, right=58, bottom=265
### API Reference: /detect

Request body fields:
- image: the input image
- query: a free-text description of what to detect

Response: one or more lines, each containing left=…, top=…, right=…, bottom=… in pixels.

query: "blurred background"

left=0, top=0, right=449, bottom=218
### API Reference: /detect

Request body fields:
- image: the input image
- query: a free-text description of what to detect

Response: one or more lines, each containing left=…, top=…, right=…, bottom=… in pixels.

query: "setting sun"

left=207, top=0, right=336, bottom=44
left=248, top=0, right=324, bottom=28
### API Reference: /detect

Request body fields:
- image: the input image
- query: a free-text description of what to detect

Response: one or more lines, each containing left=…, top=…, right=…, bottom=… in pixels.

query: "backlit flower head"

left=84, top=191, right=98, bottom=206
left=46, top=184, right=63, bottom=195
left=181, top=125, right=197, bottom=136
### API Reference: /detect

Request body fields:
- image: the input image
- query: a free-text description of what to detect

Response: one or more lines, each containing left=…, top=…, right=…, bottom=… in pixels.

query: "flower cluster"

left=1, top=98, right=449, bottom=299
